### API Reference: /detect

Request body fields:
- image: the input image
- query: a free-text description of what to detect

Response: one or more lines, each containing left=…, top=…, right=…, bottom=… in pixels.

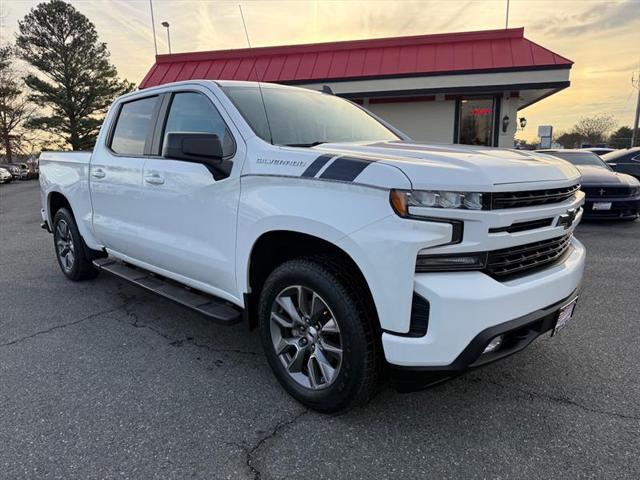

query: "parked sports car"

left=602, top=147, right=640, bottom=181
left=0, top=167, right=12, bottom=184
left=538, top=149, right=640, bottom=220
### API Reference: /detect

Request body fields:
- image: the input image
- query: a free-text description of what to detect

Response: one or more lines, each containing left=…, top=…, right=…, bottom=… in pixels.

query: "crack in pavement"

left=115, top=288, right=261, bottom=357
left=244, top=409, right=310, bottom=480
left=467, top=376, right=640, bottom=421
left=0, top=304, right=127, bottom=348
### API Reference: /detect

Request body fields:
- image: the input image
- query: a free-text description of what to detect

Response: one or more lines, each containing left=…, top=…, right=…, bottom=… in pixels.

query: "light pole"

left=149, top=0, right=158, bottom=56
left=505, top=0, right=510, bottom=29
left=161, top=21, right=171, bottom=54
left=632, top=71, right=640, bottom=147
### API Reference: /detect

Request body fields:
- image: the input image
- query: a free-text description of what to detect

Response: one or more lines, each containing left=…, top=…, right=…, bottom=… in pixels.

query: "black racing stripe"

left=301, top=154, right=333, bottom=177
left=319, top=156, right=375, bottom=182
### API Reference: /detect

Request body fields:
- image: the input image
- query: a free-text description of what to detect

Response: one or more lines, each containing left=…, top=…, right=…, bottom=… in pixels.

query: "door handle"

left=91, top=168, right=106, bottom=179
left=144, top=173, right=165, bottom=185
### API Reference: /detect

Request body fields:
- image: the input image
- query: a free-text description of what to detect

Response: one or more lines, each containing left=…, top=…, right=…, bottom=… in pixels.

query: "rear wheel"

left=258, top=257, right=381, bottom=413
left=53, top=208, right=100, bottom=281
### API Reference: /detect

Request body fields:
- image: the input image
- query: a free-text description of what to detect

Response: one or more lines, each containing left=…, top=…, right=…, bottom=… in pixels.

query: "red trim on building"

left=140, top=27, right=572, bottom=89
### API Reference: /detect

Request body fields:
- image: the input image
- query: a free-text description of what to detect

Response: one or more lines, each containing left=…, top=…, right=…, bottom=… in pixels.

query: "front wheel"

left=52, top=208, right=100, bottom=281
left=258, top=257, right=381, bottom=413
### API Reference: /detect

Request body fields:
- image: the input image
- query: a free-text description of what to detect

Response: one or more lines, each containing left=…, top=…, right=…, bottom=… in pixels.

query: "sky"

left=1, top=0, right=639, bottom=142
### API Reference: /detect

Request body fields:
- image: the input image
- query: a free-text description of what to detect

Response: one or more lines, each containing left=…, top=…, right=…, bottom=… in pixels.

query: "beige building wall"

left=365, top=93, right=520, bottom=148
left=365, top=98, right=456, bottom=144
left=496, top=94, right=520, bottom=148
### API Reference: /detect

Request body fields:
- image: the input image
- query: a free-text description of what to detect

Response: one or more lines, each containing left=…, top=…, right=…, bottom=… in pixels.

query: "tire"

left=52, top=208, right=100, bottom=281
left=258, top=257, right=381, bottom=413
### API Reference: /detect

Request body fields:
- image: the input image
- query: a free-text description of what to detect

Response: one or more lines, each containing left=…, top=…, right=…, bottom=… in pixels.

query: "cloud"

left=533, top=0, right=640, bottom=36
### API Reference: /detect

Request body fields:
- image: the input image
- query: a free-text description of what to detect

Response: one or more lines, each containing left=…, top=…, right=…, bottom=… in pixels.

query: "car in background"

left=16, top=163, right=30, bottom=180
left=582, top=147, right=614, bottom=156
left=538, top=149, right=640, bottom=220
left=26, top=161, right=39, bottom=179
left=0, top=167, right=12, bottom=184
left=0, top=163, right=21, bottom=180
left=602, top=147, right=640, bottom=181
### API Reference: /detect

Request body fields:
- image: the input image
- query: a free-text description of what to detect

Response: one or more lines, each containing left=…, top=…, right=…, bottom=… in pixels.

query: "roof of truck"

left=140, top=27, right=572, bottom=89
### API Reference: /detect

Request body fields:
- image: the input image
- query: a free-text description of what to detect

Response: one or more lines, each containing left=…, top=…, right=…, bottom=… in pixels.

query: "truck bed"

left=39, top=151, right=96, bottom=251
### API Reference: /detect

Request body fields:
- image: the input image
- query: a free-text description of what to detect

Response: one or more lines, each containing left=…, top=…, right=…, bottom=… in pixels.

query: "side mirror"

left=163, top=132, right=223, bottom=165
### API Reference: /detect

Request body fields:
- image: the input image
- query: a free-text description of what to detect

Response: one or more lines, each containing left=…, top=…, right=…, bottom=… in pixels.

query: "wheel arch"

left=243, top=229, right=379, bottom=331
left=47, top=190, right=105, bottom=261
left=48, top=191, right=73, bottom=224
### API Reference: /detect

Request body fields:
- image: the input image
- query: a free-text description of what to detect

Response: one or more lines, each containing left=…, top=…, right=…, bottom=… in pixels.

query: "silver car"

left=0, top=167, right=13, bottom=184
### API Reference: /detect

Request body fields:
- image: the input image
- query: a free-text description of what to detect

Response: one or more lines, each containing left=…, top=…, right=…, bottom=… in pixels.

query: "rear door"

left=90, top=94, right=160, bottom=260
left=137, top=88, right=242, bottom=300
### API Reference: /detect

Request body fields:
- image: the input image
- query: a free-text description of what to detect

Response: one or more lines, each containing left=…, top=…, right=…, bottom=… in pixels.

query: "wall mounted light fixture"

left=502, top=115, right=510, bottom=133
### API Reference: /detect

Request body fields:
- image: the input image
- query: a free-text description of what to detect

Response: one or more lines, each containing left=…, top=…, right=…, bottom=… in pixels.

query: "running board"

left=93, top=258, right=242, bottom=324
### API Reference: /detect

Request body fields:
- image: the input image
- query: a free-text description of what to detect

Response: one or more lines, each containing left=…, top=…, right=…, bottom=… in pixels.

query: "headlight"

left=390, top=189, right=484, bottom=216
left=416, top=252, right=487, bottom=272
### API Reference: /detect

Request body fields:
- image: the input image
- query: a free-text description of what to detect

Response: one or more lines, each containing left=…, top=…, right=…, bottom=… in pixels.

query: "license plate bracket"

left=593, top=202, right=612, bottom=211
left=552, top=298, right=578, bottom=336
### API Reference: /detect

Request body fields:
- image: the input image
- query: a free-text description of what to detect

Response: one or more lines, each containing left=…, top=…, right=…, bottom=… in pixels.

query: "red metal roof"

left=140, top=27, right=572, bottom=89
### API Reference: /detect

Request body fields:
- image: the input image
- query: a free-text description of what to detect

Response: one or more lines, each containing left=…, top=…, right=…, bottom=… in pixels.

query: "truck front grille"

left=485, top=234, right=573, bottom=278
left=488, top=184, right=580, bottom=209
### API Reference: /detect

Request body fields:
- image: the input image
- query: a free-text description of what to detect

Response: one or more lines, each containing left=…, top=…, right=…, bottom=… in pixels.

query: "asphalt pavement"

left=1, top=180, right=638, bottom=479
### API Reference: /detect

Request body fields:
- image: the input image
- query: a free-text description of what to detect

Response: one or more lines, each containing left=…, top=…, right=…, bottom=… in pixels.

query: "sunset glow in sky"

left=2, top=0, right=639, bottom=141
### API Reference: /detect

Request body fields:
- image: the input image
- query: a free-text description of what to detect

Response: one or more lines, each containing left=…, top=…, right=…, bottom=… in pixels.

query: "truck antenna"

left=238, top=4, right=274, bottom=144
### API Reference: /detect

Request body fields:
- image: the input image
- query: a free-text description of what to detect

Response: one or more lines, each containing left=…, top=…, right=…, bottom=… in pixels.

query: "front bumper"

left=382, top=237, right=585, bottom=368
left=391, top=288, right=579, bottom=390
left=583, top=196, right=640, bottom=219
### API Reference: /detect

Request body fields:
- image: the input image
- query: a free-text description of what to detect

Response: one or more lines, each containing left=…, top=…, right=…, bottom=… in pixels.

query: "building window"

left=457, top=97, right=496, bottom=146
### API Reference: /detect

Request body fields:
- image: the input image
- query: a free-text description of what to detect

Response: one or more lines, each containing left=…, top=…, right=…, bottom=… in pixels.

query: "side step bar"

left=93, top=258, right=242, bottom=325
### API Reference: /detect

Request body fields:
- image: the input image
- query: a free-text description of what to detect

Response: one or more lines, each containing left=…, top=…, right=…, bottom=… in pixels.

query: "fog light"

left=482, top=335, right=504, bottom=354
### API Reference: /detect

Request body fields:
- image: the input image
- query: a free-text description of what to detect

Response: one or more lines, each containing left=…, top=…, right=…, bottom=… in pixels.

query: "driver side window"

left=163, top=92, right=235, bottom=158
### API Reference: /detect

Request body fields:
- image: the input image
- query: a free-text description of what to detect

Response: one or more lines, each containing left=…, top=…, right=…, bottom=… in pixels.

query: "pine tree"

left=16, top=0, right=135, bottom=150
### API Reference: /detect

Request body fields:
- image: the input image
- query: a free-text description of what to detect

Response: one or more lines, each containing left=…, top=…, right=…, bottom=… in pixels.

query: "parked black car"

left=601, top=147, right=640, bottom=181
left=538, top=149, right=640, bottom=220
left=583, top=147, right=614, bottom=156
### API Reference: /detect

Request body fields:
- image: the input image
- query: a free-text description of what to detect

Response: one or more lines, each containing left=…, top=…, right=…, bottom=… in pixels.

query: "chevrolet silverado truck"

left=39, top=80, right=586, bottom=412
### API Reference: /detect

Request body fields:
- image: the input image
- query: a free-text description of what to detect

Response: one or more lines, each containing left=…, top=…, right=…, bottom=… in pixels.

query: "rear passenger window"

left=163, top=92, right=235, bottom=157
left=110, top=96, right=157, bottom=155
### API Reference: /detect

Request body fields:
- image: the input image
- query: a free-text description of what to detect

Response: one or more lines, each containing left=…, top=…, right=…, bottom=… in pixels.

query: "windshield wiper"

left=283, top=141, right=327, bottom=147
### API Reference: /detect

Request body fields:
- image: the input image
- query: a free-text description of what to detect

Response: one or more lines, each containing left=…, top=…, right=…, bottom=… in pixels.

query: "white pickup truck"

left=39, top=80, right=585, bottom=412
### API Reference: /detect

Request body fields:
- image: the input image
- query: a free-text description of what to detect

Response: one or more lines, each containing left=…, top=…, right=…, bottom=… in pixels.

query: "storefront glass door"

left=457, top=98, right=496, bottom=146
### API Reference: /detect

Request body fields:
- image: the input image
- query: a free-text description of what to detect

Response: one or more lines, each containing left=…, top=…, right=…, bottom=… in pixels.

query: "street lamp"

left=161, top=21, right=171, bottom=54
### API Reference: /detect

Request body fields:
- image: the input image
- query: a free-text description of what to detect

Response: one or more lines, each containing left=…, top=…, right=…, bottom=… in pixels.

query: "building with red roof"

left=141, top=27, right=572, bottom=147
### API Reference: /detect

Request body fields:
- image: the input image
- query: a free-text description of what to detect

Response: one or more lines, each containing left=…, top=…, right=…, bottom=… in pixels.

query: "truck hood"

left=314, top=141, right=581, bottom=191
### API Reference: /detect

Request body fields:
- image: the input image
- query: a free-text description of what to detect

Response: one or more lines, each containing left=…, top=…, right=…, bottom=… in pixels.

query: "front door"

left=138, top=90, right=241, bottom=300
left=457, top=97, right=497, bottom=146
left=90, top=94, right=160, bottom=261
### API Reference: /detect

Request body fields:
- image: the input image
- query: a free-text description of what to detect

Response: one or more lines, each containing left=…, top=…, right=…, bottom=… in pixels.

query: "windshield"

left=222, top=85, right=400, bottom=146
left=545, top=151, right=611, bottom=169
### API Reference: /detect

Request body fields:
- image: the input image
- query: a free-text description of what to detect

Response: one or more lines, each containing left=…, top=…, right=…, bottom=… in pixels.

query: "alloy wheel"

left=270, top=285, right=343, bottom=389
left=55, top=219, right=75, bottom=272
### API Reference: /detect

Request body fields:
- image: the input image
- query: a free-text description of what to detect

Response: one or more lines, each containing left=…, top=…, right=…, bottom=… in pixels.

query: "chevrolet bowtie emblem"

left=558, top=208, right=577, bottom=229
